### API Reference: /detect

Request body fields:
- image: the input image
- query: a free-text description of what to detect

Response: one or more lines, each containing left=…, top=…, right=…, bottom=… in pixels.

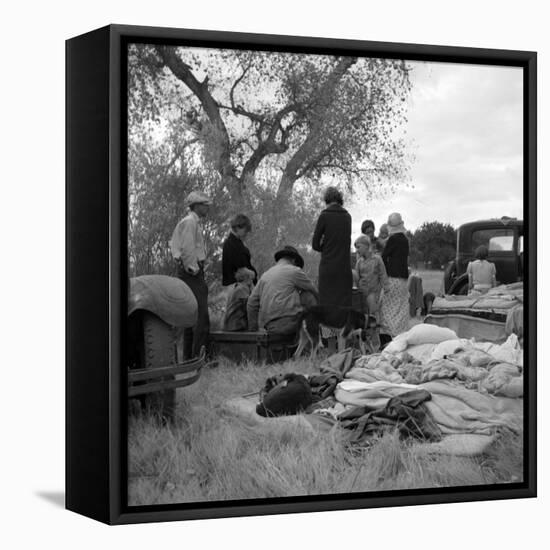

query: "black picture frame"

left=66, top=24, right=537, bottom=525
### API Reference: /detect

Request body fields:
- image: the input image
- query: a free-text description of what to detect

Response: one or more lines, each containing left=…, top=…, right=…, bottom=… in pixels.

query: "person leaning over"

left=222, top=213, right=257, bottom=286
left=247, top=246, right=318, bottom=335
left=467, top=245, right=497, bottom=295
left=169, top=191, right=211, bottom=359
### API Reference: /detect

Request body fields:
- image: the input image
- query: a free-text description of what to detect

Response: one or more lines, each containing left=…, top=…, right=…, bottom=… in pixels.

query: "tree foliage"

left=127, top=44, right=412, bottom=280
left=410, top=221, right=456, bottom=268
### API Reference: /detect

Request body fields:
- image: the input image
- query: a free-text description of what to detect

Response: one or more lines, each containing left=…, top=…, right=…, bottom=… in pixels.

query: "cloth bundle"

left=339, top=388, right=441, bottom=444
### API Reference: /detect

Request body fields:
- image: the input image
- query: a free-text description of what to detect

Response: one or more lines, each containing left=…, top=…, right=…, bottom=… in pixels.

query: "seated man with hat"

left=247, top=246, right=318, bottom=335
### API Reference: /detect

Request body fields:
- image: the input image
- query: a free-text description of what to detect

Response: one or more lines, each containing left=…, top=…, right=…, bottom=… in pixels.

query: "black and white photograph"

left=126, top=41, right=528, bottom=507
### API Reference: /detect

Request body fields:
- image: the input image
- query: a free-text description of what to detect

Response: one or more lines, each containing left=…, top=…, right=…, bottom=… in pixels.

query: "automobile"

left=127, top=274, right=202, bottom=420
left=443, top=217, right=524, bottom=295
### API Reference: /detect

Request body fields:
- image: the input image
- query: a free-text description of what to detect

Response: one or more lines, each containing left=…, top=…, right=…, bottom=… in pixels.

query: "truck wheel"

left=443, top=262, right=456, bottom=294
left=142, top=311, right=177, bottom=421
left=453, top=280, right=469, bottom=296
left=448, top=274, right=469, bottom=296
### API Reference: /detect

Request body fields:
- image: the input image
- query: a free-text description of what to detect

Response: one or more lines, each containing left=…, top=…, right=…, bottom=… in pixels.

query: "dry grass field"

left=415, top=269, right=445, bottom=296
left=128, top=353, right=523, bottom=506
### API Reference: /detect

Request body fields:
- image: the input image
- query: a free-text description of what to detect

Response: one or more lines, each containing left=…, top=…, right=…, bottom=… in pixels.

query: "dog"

left=294, top=305, right=369, bottom=359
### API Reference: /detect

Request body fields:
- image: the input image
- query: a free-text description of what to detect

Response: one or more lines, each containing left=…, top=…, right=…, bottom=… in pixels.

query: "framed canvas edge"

left=66, top=24, right=537, bottom=525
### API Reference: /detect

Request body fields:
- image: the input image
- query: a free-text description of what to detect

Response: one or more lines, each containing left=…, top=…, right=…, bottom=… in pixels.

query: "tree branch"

left=276, top=56, right=358, bottom=202
left=155, top=46, right=240, bottom=195
left=238, top=103, right=300, bottom=184
left=162, top=138, right=200, bottom=176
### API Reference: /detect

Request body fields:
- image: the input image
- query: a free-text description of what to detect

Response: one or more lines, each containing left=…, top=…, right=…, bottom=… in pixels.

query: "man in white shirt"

left=170, top=191, right=211, bottom=358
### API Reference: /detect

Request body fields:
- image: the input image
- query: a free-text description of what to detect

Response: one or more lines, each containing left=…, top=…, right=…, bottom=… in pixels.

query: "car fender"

left=128, top=274, right=198, bottom=328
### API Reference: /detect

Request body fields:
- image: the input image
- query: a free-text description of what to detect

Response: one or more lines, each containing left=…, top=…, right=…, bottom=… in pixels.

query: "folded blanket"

left=421, top=380, right=523, bottom=435
left=334, top=379, right=523, bottom=435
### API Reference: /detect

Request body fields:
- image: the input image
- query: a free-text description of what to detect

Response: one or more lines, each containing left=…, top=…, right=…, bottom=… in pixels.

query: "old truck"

left=443, top=217, right=524, bottom=295
left=127, top=275, right=204, bottom=420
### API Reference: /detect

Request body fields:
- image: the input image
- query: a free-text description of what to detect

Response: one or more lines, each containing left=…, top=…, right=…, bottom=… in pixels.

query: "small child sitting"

left=467, top=245, right=497, bottom=295
left=354, top=235, right=388, bottom=319
left=223, top=267, right=255, bottom=331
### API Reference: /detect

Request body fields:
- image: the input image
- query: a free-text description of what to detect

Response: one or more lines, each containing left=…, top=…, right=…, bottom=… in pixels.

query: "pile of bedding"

left=324, top=324, right=523, bottom=450
left=223, top=323, right=524, bottom=456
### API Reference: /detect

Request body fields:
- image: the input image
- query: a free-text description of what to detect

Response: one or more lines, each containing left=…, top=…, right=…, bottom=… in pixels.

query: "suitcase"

left=209, top=330, right=297, bottom=363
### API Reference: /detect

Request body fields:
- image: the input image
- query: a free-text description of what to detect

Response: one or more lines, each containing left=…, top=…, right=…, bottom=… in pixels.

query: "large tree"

left=128, top=44, right=412, bottom=279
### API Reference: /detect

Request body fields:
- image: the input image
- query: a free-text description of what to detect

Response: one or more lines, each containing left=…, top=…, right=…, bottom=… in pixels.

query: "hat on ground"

left=274, top=246, right=304, bottom=269
left=185, top=191, right=212, bottom=207
left=387, top=212, right=407, bottom=235
left=256, top=373, right=313, bottom=417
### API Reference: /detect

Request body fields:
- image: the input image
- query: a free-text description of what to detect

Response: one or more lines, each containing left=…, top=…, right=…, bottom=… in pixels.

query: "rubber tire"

left=142, top=311, right=177, bottom=421
left=452, top=280, right=469, bottom=296
left=443, top=262, right=456, bottom=294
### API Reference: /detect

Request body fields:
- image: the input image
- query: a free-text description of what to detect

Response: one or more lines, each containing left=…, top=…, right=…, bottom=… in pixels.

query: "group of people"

left=169, top=187, right=416, bottom=358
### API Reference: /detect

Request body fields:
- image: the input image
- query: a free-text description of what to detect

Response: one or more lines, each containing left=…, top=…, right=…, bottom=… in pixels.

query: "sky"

left=348, top=60, right=523, bottom=239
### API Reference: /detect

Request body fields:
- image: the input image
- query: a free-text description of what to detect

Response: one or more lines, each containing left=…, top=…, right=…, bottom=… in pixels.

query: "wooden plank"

left=128, top=372, right=202, bottom=397
left=128, top=358, right=203, bottom=382
left=209, top=330, right=295, bottom=345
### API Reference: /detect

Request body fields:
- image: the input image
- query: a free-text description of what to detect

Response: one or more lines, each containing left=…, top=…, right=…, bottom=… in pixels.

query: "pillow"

left=383, top=337, right=408, bottom=354
left=402, top=324, right=458, bottom=346
left=383, top=325, right=458, bottom=355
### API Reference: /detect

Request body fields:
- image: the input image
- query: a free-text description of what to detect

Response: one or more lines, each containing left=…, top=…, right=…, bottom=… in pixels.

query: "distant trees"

left=410, top=221, right=456, bottom=269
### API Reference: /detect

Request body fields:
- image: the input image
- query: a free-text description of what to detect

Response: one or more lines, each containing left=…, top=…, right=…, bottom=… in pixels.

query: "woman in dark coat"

left=222, top=214, right=257, bottom=286
left=312, top=187, right=352, bottom=323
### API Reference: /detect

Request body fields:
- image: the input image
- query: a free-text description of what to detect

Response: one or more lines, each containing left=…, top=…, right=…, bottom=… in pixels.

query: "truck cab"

left=444, top=217, right=523, bottom=295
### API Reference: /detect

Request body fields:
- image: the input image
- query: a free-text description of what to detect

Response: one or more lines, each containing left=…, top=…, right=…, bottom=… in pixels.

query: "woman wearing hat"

left=311, top=187, right=353, bottom=325
left=380, top=212, right=410, bottom=342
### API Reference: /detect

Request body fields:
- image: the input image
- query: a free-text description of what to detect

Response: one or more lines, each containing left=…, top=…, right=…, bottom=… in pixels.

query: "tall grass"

left=128, top=355, right=523, bottom=506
